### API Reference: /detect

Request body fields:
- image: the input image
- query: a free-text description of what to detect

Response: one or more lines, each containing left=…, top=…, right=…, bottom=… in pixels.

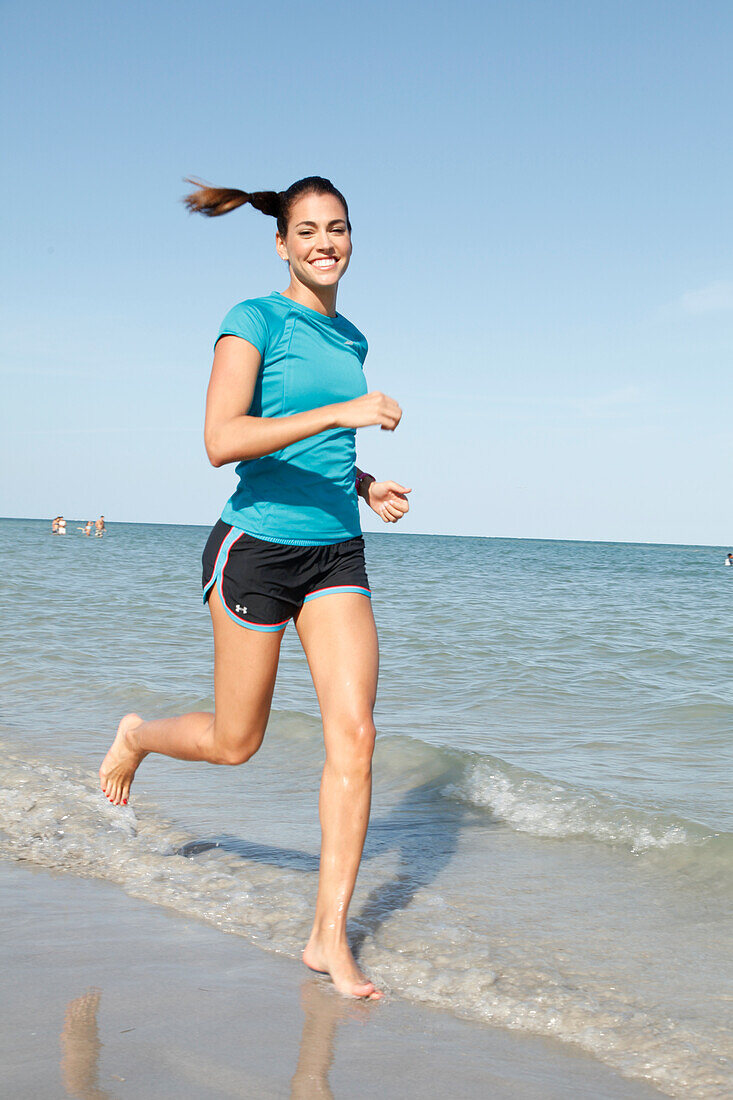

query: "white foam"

left=448, top=758, right=693, bottom=852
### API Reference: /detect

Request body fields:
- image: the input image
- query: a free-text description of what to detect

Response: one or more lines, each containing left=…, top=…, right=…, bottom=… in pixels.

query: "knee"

left=216, top=744, right=259, bottom=766
left=354, top=719, right=377, bottom=760
left=328, top=717, right=377, bottom=771
left=211, top=723, right=265, bottom=766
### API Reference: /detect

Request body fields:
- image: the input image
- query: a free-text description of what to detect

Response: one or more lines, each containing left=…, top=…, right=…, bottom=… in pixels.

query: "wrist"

left=326, top=403, right=342, bottom=430
left=356, top=471, right=375, bottom=499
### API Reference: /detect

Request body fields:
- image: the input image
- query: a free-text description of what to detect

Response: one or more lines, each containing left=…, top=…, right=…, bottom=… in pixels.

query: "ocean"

left=0, top=517, right=731, bottom=1097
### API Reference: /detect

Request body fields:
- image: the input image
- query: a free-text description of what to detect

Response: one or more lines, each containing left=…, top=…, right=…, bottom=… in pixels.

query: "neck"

left=281, top=274, right=338, bottom=318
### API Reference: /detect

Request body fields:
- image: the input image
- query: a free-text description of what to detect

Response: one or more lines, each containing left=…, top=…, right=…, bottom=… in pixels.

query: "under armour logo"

left=345, top=339, right=355, bottom=345
left=235, top=604, right=247, bottom=614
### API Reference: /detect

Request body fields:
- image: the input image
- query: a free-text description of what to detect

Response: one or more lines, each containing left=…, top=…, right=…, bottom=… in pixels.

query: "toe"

left=352, top=981, right=376, bottom=998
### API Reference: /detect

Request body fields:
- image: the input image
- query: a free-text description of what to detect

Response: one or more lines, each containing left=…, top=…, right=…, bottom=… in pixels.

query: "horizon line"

left=1, top=515, right=730, bottom=551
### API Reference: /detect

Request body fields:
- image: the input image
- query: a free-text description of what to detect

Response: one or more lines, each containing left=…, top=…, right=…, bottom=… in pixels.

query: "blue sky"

left=2, top=0, right=732, bottom=543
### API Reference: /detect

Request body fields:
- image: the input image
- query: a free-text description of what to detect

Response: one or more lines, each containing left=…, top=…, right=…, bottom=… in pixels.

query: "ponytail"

left=182, top=175, right=351, bottom=237
left=183, top=178, right=282, bottom=220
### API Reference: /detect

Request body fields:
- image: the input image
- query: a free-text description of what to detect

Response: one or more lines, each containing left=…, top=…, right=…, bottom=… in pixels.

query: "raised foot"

left=99, top=713, right=146, bottom=806
left=302, top=938, right=383, bottom=1000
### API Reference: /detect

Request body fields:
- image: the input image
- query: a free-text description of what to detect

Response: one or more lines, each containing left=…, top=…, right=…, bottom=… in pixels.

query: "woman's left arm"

left=356, top=467, right=411, bottom=524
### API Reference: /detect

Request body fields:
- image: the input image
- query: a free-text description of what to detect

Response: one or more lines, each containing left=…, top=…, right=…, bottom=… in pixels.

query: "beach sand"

left=0, top=860, right=664, bottom=1099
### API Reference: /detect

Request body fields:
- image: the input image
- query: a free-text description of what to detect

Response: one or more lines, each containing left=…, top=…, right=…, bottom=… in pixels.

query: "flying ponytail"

left=182, top=175, right=351, bottom=237
left=183, top=179, right=282, bottom=220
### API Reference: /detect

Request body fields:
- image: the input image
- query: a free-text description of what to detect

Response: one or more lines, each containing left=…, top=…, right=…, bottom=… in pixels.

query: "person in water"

left=100, top=176, right=411, bottom=1000
left=726, top=553, right=733, bottom=566
left=94, top=515, right=105, bottom=537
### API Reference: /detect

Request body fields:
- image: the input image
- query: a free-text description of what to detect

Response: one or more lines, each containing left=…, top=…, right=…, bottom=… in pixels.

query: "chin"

left=305, top=273, right=342, bottom=289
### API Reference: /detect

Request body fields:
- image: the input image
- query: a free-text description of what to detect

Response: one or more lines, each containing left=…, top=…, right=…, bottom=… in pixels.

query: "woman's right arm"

left=204, top=336, right=402, bottom=467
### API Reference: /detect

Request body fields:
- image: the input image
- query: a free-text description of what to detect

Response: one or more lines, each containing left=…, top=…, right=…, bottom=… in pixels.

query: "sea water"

left=0, top=518, right=731, bottom=1097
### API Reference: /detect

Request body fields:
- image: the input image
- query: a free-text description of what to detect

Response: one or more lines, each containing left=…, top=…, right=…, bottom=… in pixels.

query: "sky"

left=1, top=0, right=732, bottom=544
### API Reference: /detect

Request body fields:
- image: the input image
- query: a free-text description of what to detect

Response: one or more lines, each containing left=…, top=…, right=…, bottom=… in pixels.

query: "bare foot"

left=99, top=714, right=147, bottom=806
left=302, top=935, right=383, bottom=1000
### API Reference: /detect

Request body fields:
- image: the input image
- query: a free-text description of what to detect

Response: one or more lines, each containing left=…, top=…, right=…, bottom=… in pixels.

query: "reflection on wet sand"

left=59, top=977, right=376, bottom=1099
left=60, top=989, right=115, bottom=1100
left=291, top=978, right=373, bottom=1099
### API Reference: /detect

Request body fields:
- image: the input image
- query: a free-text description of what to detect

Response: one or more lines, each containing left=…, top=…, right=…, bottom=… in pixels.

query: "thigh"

left=295, top=593, right=378, bottom=742
left=209, top=584, right=285, bottom=747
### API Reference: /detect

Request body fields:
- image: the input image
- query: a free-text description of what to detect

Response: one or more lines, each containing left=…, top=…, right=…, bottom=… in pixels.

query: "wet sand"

left=0, top=860, right=664, bottom=1099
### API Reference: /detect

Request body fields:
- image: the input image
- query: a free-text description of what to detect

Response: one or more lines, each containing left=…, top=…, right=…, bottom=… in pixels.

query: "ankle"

left=309, top=921, right=348, bottom=947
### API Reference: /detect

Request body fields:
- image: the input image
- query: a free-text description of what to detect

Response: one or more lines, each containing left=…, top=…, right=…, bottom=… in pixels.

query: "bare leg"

left=100, top=586, right=284, bottom=805
left=295, top=593, right=382, bottom=999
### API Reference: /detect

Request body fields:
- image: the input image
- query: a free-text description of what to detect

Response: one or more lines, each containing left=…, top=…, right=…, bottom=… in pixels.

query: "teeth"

left=313, top=259, right=336, bottom=267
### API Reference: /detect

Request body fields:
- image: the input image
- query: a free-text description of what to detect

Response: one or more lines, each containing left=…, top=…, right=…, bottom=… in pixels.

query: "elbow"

left=204, top=430, right=227, bottom=468
left=205, top=419, right=258, bottom=466
left=205, top=435, right=254, bottom=467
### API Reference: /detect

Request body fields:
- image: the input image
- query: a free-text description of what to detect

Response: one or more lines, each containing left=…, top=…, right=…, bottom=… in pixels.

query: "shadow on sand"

left=174, top=774, right=475, bottom=960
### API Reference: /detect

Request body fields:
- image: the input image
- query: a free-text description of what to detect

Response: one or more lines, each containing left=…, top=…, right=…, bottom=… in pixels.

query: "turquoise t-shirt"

left=216, top=292, right=369, bottom=546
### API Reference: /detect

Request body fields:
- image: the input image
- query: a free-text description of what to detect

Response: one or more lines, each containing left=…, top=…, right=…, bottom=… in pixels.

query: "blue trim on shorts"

left=303, top=585, right=372, bottom=603
left=202, top=526, right=241, bottom=603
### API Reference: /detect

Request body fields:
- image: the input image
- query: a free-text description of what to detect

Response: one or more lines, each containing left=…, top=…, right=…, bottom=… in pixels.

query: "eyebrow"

left=294, top=219, right=347, bottom=228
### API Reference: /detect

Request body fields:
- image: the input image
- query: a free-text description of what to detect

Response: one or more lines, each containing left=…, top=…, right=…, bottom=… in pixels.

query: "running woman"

left=100, top=176, right=411, bottom=999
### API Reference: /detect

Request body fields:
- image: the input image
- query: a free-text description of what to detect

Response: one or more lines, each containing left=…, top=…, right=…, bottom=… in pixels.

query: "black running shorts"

left=202, top=520, right=371, bottom=632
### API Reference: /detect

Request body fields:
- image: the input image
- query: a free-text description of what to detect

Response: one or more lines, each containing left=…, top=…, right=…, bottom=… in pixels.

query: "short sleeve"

left=215, top=301, right=269, bottom=355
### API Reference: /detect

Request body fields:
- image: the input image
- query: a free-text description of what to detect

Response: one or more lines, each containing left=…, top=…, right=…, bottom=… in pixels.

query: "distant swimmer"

left=94, top=515, right=106, bottom=537
left=57, top=517, right=67, bottom=535
left=84, top=521, right=92, bottom=536
left=726, top=553, right=733, bottom=566
left=51, top=516, right=60, bottom=534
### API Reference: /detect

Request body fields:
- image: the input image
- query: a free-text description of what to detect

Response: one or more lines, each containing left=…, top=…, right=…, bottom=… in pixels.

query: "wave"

left=371, top=731, right=723, bottom=859
left=450, top=755, right=694, bottom=851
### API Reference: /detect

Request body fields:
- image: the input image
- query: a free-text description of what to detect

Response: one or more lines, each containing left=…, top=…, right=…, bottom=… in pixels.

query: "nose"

left=314, top=229, right=335, bottom=252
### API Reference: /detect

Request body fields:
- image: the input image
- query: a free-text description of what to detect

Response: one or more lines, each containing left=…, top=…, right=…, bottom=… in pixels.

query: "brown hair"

left=183, top=176, right=351, bottom=236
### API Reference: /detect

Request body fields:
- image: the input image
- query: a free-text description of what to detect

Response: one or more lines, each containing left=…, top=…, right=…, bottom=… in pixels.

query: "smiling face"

left=275, top=191, right=352, bottom=294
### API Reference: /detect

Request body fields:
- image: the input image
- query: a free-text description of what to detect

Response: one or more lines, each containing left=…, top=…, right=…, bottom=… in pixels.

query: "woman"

left=100, top=176, right=410, bottom=999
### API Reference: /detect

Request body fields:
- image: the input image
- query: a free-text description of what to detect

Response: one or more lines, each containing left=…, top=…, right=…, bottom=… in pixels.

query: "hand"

left=366, top=480, right=411, bottom=523
left=334, top=392, right=402, bottom=431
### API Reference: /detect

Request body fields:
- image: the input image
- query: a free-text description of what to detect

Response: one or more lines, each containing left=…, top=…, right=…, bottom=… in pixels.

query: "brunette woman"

left=100, top=176, right=410, bottom=999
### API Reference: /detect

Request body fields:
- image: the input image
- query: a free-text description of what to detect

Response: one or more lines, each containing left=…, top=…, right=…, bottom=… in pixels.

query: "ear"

left=275, top=231, right=289, bottom=263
